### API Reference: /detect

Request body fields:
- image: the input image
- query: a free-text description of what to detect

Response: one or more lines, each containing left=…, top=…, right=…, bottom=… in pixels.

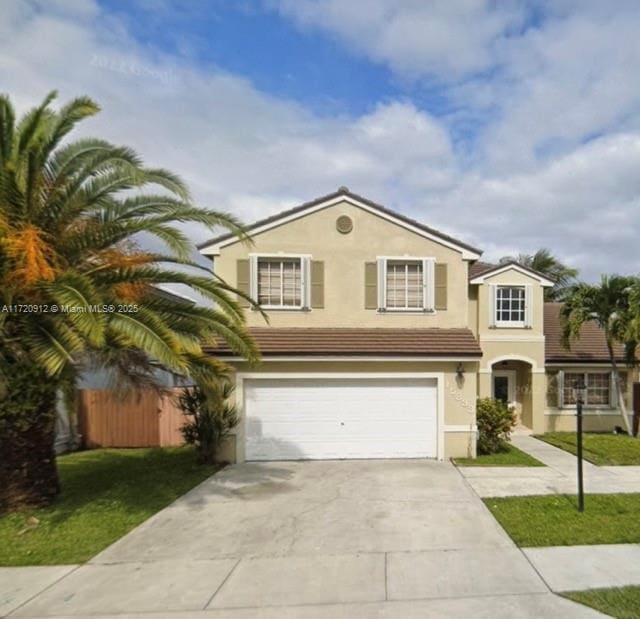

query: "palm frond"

left=14, top=90, right=57, bottom=159
left=41, top=96, right=100, bottom=161
left=0, top=94, right=15, bottom=165
left=108, top=308, right=187, bottom=374
left=1, top=91, right=256, bottom=390
left=42, top=272, right=106, bottom=347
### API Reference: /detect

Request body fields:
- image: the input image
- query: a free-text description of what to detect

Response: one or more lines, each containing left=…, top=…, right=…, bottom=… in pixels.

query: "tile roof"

left=468, top=260, right=555, bottom=283
left=198, top=187, right=483, bottom=255
left=208, top=327, right=482, bottom=357
left=468, top=261, right=497, bottom=279
left=544, top=303, right=626, bottom=362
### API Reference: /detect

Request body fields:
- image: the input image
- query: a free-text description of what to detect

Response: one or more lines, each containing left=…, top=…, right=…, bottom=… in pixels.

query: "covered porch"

left=478, top=356, right=546, bottom=434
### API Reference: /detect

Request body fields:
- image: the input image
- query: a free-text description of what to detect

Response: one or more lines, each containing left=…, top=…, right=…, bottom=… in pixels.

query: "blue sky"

left=101, top=1, right=399, bottom=118
left=2, top=0, right=640, bottom=279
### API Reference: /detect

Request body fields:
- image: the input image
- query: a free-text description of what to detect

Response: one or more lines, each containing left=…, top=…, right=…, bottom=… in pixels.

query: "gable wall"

left=214, top=200, right=471, bottom=328
left=475, top=269, right=545, bottom=337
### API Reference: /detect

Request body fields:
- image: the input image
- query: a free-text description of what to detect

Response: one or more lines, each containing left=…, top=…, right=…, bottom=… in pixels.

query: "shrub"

left=178, top=381, right=238, bottom=464
left=476, top=397, right=517, bottom=455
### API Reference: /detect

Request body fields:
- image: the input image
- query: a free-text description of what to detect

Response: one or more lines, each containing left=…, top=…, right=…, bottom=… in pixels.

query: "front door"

left=492, top=371, right=516, bottom=407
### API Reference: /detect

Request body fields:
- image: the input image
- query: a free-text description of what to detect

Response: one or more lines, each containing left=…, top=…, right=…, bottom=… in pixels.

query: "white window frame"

left=377, top=256, right=435, bottom=313
left=491, top=284, right=532, bottom=328
left=250, top=253, right=311, bottom=311
left=559, top=370, right=616, bottom=409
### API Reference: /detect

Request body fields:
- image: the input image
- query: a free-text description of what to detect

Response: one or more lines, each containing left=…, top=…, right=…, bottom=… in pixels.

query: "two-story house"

left=199, top=187, right=635, bottom=462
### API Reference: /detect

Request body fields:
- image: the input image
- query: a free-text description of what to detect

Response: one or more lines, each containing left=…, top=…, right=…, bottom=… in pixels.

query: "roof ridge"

left=197, top=187, right=482, bottom=255
left=469, top=260, right=556, bottom=284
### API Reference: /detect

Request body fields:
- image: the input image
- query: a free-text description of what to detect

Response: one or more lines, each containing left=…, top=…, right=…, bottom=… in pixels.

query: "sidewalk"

left=0, top=566, right=77, bottom=617
left=525, top=543, right=640, bottom=592
left=459, top=435, right=640, bottom=497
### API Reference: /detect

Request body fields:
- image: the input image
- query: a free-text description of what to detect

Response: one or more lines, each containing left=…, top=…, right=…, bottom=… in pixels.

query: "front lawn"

left=0, top=447, right=219, bottom=566
left=453, top=441, right=545, bottom=467
left=563, top=586, right=640, bottom=619
left=537, top=432, right=640, bottom=465
left=484, top=493, right=640, bottom=547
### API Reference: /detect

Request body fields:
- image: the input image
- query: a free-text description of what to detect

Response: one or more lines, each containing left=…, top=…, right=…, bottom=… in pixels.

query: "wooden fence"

left=78, top=388, right=185, bottom=448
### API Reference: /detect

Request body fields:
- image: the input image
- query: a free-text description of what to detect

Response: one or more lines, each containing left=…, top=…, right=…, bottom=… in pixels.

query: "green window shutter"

left=236, top=259, right=250, bottom=308
left=310, top=260, right=324, bottom=308
left=434, top=263, right=448, bottom=310
left=364, top=262, right=378, bottom=309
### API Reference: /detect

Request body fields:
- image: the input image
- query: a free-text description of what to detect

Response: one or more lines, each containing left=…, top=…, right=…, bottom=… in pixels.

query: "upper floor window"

left=257, top=258, right=302, bottom=308
left=249, top=254, right=311, bottom=310
left=378, top=257, right=435, bottom=312
left=496, top=286, right=525, bottom=326
left=386, top=260, right=424, bottom=310
left=490, top=284, right=532, bottom=328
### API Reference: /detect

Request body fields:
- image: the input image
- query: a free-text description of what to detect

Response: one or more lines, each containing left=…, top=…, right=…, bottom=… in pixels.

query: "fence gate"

left=78, top=388, right=185, bottom=448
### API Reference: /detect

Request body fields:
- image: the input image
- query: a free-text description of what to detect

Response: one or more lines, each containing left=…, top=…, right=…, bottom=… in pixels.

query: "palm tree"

left=500, top=249, right=578, bottom=301
left=561, top=275, right=639, bottom=435
left=0, top=92, right=259, bottom=510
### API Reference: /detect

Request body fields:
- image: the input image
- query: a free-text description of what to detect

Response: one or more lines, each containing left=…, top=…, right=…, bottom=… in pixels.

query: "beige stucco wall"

left=445, top=433, right=476, bottom=459
left=469, top=269, right=548, bottom=432
left=223, top=360, right=478, bottom=462
left=467, top=287, right=478, bottom=336
left=214, top=200, right=471, bottom=328
left=478, top=340, right=546, bottom=373
left=545, top=413, right=631, bottom=433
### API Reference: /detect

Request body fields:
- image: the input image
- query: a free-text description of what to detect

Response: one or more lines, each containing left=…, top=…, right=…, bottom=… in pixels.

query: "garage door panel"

left=245, top=377, right=438, bottom=461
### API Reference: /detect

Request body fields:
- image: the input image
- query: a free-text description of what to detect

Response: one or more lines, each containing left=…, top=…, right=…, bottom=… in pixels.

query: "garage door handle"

left=340, top=422, right=344, bottom=426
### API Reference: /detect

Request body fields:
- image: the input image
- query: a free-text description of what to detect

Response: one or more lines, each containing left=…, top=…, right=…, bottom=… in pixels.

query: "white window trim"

left=249, top=253, right=311, bottom=311
left=377, top=255, right=436, bottom=313
left=559, top=370, right=616, bottom=409
left=493, top=283, right=531, bottom=329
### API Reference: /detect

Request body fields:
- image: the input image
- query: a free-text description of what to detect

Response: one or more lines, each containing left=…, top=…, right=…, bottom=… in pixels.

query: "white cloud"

left=1, top=0, right=639, bottom=281
left=271, top=0, right=525, bottom=79
left=478, top=6, right=640, bottom=172
left=272, top=1, right=640, bottom=172
left=433, top=132, right=640, bottom=277
left=0, top=2, right=457, bottom=223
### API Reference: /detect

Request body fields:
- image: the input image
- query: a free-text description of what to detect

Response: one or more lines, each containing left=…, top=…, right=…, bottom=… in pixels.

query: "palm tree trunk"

left=607, top=340, right=633, bottom=435
left=0, top=363, right=60, bottom=512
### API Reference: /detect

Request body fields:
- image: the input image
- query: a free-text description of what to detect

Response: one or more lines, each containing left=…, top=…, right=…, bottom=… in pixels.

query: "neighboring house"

left=199, top=187, right=637, bottom=462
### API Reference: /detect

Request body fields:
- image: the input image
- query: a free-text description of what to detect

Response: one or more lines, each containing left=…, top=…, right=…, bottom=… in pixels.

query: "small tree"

left=476, top=397, right=516, bottom=455
left=178, top=381, right=238, bottom=464
left=562, top=275, right=639, bottom=436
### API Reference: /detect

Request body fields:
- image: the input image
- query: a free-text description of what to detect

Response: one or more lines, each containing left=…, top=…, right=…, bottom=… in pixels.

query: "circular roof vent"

left=336, top=215, right=353, bottom=234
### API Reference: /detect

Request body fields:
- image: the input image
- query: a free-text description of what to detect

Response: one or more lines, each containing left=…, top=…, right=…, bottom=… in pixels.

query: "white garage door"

left=244, top=377, right=438, bottom=460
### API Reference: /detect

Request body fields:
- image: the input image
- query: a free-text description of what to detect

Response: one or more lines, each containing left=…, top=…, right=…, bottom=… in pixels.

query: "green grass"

left=537, top=432, right=640, bottom=465
left=484, top=493, right=640, bottom=547
left=0, top=447, right=220, bottom=566
left=453, top=441, right=545, bottom=467
left=563, top=586, right=640, bottom=618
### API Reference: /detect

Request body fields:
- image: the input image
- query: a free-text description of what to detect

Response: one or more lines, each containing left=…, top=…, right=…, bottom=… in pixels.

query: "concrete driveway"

left=8, top=460, right=602, bottom=617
